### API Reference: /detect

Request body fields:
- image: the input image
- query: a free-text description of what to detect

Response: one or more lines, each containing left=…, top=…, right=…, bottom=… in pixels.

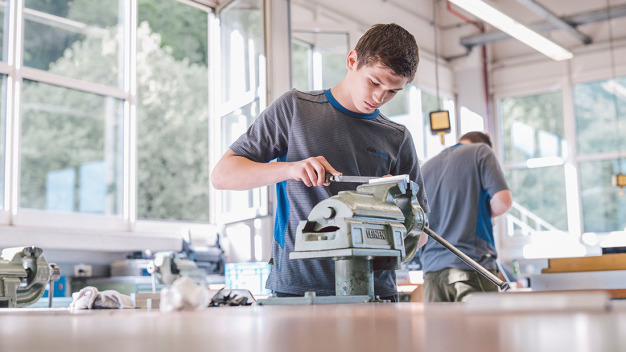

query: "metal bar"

left=517, top=0, right=591, bottom=44
left=423, top=227, right=509, bottom=290
left=326, top=175, right=376, bottom=183
left=326, top=174, right=410, bottom=184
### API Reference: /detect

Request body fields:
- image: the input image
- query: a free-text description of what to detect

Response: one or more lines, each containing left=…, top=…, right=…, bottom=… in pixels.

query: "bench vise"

left=0, top=247, right=60, bottom=308
left=149, top=251, right=207, bottom=286
left=290, top=175, right=427, bottom=300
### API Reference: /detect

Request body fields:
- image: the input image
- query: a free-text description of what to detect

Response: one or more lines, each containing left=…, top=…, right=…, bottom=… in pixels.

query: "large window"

left=24, top=0, right=123, bottom=87
left=573, top=78, right=626, bottom=233
left=13, top=0, right=126, bottom=227
left=136, top=1, right=209, bottom=222
left=497, top=77, right=626, bottom=258
left=212, top=0, right=267, bottom=224
left=499, top=91, right=568, bottom=231
left=20, top=81, right=123, bottom=214
left=1, top=0, right=267, bottom=244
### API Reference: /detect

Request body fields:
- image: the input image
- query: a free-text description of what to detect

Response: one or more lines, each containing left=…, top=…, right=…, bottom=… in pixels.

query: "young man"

left=419, top=132, right=512, bottom=302
left=211, top=23, right=428, bottom=301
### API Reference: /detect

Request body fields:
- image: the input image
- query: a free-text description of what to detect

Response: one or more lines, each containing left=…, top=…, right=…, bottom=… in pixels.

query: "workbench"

left=531, top=253, right=626, bottom=298
left=1, top=299, right=625, bottom=352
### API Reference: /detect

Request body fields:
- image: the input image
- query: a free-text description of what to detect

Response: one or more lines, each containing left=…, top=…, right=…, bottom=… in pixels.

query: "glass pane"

left=20, top=80, right=123, bottom=215
left=459, top=106, right=485, bottom=135
left=380, top=85, right=409, bottom=118
left=500, top=91, right=564, bottom=164
left=217, top=0, right=265, bottom=221
left=136, top=0, right=209, bottom=222
left=320, top=48, right=346, bottom=89
left=291, top=40, right=311, bottom=91
left=221, top=101, right=260, bottom=155
left=421, top=90, right=456, bottom=160
left=23, top=0, right=123, bottom=87
left=0, top=75, right=5, bottom=208
left=573, top=77, right=626, bottom=155
left=579, top=159, right=626, bottom=233
left=220, top=100, right=261, bottom=213
left=382, top=87, right=425, bottom=161
left=505, top=166, right=567, bottom=231
left=219, top=0, right=264, bottom=104
left=0, top=2, right=6, bottom=60
left=292, top=31, right=348, bottom=91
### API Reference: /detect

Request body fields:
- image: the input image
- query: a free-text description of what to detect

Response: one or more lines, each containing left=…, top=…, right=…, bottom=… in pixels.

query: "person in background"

left=211, top=23, right=429, bottom=301
left=419, top=131, right=512, bottom=302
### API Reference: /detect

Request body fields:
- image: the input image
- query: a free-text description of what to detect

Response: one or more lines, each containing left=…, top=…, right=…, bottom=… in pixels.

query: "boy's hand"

left=289, top=156, right=341, bottom=187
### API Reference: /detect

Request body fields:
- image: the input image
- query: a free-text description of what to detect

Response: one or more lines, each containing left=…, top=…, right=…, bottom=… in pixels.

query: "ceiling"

left=291, top=0, right=626, bottom=64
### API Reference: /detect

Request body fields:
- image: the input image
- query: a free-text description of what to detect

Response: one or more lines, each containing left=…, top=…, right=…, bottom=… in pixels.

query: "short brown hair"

left=459, top=131, right=492, bottom=148
left=354, top=23, right=419, bottom=81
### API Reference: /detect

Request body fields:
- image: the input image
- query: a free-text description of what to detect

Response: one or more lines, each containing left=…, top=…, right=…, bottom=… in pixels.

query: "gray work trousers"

left=423, top=268, right=498, bottom=302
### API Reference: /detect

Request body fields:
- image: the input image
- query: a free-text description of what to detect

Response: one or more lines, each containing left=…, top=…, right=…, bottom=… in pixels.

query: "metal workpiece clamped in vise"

left=0, top=247, right=60, bottom=308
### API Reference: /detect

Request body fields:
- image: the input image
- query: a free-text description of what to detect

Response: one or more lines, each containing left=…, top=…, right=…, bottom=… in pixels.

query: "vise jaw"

left=291, top=176, right=426, bottom=298
left=0, top=247, right=58, bottom=308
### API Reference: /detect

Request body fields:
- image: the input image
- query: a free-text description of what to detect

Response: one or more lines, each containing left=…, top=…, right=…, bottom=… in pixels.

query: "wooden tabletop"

left=1, top=300, right=625, bottom=352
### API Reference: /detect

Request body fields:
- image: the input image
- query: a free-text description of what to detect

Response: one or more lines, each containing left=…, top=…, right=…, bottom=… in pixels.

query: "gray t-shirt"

left=419, top=143, right=509, bottom=274
left=229, top=89, right=429, bottom=296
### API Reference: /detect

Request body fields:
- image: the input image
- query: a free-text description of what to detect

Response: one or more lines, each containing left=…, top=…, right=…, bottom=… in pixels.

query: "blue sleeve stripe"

left=274, top=152, right=289, bottom=250
left=274, top=180, right=289, bottom=249
left=476, top=189, right=495, bottom=247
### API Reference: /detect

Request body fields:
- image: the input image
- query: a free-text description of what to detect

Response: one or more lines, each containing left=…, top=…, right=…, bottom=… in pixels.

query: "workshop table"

left=1, top=301, right=625, bottom=352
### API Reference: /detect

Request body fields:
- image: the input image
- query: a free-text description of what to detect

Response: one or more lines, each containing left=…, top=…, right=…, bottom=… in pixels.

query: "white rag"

left=95, top=290, right=133, bottom=309
left=160, top=276, right=209, bottom=312
left=70, top=286, right=133, bottom=309
left=70, top=286, right=99, bottom=310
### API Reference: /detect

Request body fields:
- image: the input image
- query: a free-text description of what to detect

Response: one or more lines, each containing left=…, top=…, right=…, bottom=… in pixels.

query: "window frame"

left=571, top=77, right=626, bottom=234
left=1, top=0, right=249, bottom=251
left=208, top=0, right=269, bottom=227
left=494, top=79, right=583, bottom=239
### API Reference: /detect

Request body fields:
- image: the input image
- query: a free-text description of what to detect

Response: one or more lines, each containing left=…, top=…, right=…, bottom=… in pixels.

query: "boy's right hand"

left=289, top=156, right=341, bottom=187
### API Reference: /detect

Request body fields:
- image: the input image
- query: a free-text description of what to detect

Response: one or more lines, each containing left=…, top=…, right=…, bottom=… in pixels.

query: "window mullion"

left=123, top=0, right=138, bottom=230
left=4, top=0, right=24, bottom=223
left=562, top=76, right=583, bottom=236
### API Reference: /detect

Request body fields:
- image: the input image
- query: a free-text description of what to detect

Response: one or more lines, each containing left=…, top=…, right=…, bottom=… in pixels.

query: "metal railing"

left=505, top=201, right=561, bottom=237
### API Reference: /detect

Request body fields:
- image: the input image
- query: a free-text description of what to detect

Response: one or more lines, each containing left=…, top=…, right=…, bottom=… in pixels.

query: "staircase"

left=505, top=201, right=561, bottom=237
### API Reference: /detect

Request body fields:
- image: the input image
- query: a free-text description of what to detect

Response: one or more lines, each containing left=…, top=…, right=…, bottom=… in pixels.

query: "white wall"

left=289, top=0, right=455, bottom=100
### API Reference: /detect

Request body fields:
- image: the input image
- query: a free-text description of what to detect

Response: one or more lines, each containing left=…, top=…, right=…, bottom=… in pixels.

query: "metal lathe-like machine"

left=258, top=175, right=507, bottom=305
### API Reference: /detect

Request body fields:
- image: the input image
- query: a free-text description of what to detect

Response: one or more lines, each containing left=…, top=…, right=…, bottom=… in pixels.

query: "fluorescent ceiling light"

left=449, top=0, right=573, bottom=61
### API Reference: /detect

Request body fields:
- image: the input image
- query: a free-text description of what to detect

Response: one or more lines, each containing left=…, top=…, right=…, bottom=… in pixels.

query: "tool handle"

left=423, top=227, right=509, bottom=290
